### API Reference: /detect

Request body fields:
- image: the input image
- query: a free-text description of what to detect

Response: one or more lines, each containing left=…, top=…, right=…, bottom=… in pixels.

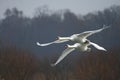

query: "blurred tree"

left=12, top=8, right=23, bottom=17
left=4, top=9, right=12, bottom=17
left=34, top=5, right=51, bottom=18
left=0, top=47, right=39, bottom=80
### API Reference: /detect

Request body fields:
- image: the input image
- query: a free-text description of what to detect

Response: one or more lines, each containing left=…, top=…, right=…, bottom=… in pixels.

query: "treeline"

left=0, top=5, right=120, bottom=55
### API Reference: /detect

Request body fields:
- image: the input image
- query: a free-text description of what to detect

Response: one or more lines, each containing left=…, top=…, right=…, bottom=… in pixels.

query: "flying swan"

left=51, top=40, right=106, bottom=67
left=36, top=25, right=110, bottom=46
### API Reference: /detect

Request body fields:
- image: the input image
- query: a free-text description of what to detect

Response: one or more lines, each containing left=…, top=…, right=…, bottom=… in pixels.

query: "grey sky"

left=0, top=0, right=120, bottom=18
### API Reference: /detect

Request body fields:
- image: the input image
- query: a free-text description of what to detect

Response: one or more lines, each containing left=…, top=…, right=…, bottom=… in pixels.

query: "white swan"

left=36, top=25, right=110, bottom=46
left=51, top=40, right=106, bottom=66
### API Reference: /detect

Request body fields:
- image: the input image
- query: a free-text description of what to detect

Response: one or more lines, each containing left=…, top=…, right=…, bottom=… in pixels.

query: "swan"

left=51, top=40, right=106, bottom=67
left=36, top=25, right=110, bottom=46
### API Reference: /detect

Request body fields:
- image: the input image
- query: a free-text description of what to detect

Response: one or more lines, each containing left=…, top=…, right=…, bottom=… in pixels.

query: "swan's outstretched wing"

left=78, top=25, right=110, bottom=39
left=90, top=42, right=107, bottom=51
left=51, top=48, right=75, bottom=67
left=36, top=40, right=69, bottom=46
left=36, top=42, right=54, bottom=46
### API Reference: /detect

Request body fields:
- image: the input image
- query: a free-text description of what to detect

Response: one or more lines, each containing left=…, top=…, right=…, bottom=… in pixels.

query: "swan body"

left=37, top=25, right=110, bottom=46
left=51, top=40, right=106, bottom=67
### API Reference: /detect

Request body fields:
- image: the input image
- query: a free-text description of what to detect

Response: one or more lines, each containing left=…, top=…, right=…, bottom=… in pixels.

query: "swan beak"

left=56, top=36, right=60, bottom=40
left=65, top=45, right=68, bottom=48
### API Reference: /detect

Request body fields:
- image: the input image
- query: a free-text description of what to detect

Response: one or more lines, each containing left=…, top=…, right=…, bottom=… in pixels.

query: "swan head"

left=84, top=40, right=90, bottom=44
left=56, top=36, right=60, bottom=40
left=65, top=44, right=72, bottom=48
left=65, top=45, right=68, bottom=48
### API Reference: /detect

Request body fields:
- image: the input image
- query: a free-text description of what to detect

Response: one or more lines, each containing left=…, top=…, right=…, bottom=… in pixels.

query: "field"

left=0, top=47, right=120, bottom=80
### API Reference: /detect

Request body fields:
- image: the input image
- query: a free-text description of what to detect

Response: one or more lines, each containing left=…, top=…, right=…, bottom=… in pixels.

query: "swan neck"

left=59, top=37, right=71, bottom=40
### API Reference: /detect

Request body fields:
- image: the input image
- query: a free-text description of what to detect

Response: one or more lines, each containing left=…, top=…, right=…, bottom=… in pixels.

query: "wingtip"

left=36, top=42, right=41, bottom=46
left=102, top=48, right=107, bottom=52
left=105, top=49, right=107, bottom=51
left=104, top=49, right=107, bottom=52
left=103, top=49, right=108, bottom=54
left=50, top=64, right=56, bottom=67
left=102, top=25, right=110, bottom=30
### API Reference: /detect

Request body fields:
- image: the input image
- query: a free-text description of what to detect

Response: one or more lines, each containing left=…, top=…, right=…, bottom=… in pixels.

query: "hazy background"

left=0, top=0, right=120, bottom=80
left=0, top=0, right=120, bottom=18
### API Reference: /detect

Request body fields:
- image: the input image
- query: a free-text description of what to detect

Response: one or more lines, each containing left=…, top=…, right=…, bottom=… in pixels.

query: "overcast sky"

left=0, top=0, right=120, bottom=18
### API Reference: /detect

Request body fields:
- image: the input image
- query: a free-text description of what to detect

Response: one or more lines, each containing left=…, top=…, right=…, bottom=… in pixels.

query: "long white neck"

left=58, top=37, right=71, bottom=40
left=67, top=43, right=80, bottom=48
